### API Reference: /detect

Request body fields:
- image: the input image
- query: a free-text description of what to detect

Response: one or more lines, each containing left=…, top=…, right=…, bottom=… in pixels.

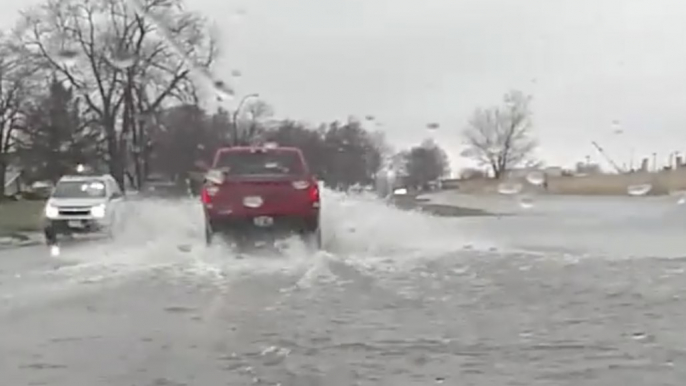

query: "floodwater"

left=1, top=190, right=686, bottom=385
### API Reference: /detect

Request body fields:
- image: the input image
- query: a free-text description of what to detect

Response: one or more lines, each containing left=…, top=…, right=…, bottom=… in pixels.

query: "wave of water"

left=24, top=189, right=496, bottom=295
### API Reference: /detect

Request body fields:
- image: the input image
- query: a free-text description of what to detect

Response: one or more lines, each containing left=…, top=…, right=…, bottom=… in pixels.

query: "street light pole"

left=231, top=93, right=259, bottom=146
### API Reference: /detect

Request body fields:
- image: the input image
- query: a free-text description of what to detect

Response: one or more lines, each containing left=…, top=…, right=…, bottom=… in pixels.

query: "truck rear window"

left=215, top=150, right=304, bottom=176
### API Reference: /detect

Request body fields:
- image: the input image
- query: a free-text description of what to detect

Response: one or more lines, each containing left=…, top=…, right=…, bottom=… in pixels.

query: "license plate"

left=253, top=216, right=273, bottom=227
left=68, top=220, right=84, bottom=228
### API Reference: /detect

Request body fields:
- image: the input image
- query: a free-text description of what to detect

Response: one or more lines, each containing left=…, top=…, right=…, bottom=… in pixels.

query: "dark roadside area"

left=389, top=193, right=491, bottom=217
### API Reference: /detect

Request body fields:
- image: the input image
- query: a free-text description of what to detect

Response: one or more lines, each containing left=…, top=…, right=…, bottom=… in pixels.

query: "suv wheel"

left=44, top=223, right=58, bottom=246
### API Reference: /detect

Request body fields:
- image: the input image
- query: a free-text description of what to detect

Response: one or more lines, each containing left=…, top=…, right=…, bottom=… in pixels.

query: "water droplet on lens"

left=525, top=171, right=545, bottom=186
left=109, top=50, right=136, bottom=69
left=50, top=245, right=60, bottom=257
left=426, top=122, right=440, bottom=130
left=627, top=184, right=652, bottom=196
left=678, top=196, right=686, bottom=205
left=497, top=182, right=522, bottom=195
left=518, top=196, right=534, bottom=209
left=231, top=8, right=247, bottom=22
left=213, top=80, right=234, bottom=101
left=55, top=48, right=80, bottom=66
left=231, top=69, right=242, bottom=78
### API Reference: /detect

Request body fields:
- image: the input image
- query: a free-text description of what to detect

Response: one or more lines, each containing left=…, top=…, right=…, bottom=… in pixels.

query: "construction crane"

left=591, top=141, right=624, bottom=173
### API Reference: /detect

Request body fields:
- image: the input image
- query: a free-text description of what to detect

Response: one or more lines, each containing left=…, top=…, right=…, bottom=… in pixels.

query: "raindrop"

left=177, top=245, right=192, bottom=253
left=231, top=8, right=247, bottom=22
left=627, top=184, right=652, bottom=196
left=460, top=149, right=476, bottom=158
left=518, top=196, right=535, bottom=209
left=525, top=171, right=545, bottom=186
left=213, top=80, right=235, bottom=101
left=365, top=115, right=375, bottom=121
left=631, top=332, right=647, bottom=340
left=197, top=144, right=205, bottom=150
left=426, top=122, right=440, bottom=130
left=231, top=69, right=242, bottom=78
left=264, top=142, right=278, bottom=149
left=108, top=49, right=136, bottom=69
left=50, top=245, right=60, bottom=257
left=55, top=48, right=80, bottom=67
left=497, top=182, right=523, bottom=195
left=678, top=196, right=686, bottom=205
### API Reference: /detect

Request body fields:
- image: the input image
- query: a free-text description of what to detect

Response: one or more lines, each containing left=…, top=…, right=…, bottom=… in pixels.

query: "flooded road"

left=2, top=191, right=686, bottom=385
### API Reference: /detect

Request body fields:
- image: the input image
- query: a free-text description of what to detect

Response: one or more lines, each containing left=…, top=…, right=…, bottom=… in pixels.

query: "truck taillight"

left=201, top=185, right=219, bottom=204
left=201, top=187, right=211, bottom=204
left=308, top=183, right=319, bottom=203
left=292, top=180, right=319, bottom=203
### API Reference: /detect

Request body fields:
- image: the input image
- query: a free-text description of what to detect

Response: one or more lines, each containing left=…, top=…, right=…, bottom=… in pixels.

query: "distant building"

left=575, top=162, right=602, bottom=175
left=508, top=166, right=563, bottom=178
left=543, top=167, right=563, bottom=177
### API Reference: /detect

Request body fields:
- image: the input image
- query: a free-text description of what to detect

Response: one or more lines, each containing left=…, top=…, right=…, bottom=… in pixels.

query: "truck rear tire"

left=302, top=228, right=322, bottom=251
left=204, top=225, right=213, bottom=246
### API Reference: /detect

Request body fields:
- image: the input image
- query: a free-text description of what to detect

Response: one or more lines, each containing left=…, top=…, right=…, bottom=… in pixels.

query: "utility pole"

left=230, top=93, right=259, bottom=146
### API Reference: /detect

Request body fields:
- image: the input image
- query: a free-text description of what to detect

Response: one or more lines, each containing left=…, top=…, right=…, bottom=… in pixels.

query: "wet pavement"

left=2, top=193, right=686, bottom=385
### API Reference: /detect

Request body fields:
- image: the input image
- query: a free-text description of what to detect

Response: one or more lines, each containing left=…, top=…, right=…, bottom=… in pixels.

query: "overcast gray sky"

left=5, top=0, right=686, bottom=172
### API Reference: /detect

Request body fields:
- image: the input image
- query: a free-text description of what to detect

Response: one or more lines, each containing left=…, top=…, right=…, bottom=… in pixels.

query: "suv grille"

left=58, top=207, right=91, bottom=216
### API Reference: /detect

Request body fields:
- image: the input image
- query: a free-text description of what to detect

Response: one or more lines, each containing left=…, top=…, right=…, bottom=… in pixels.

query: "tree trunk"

left=0, top=155, right=6, bottom=199
left=107, top=132, right=125, bottom=190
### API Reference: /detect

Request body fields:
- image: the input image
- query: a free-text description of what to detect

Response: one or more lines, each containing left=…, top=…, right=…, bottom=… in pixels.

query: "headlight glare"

left=91, top=204, right=106, bottom=218
left=45, top=205, right=59, bottom=219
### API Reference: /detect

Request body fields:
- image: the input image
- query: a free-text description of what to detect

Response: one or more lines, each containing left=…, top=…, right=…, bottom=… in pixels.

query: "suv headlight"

left=91, top=204, right=106, bottom=218
left=44, top=204, right=59, bottom=219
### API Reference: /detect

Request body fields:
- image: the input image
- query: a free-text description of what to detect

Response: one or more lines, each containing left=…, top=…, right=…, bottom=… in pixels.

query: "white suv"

left=43, top=174, right=125, bottom=245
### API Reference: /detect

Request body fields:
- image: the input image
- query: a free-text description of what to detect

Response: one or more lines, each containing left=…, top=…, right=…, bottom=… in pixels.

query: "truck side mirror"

left=194, top=160, right=209, bottom=171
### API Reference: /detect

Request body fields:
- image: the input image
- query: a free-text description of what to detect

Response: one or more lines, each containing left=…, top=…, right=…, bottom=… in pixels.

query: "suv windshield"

left=52, top=180, right=107, bottom=198
left=215, top=150, right=304, bottom=176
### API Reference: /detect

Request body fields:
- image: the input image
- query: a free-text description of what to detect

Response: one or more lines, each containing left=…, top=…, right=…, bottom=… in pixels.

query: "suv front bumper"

left=45, top=218, right=108, bottom=234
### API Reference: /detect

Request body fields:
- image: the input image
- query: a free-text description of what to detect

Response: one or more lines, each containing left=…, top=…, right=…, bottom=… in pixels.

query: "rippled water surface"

left=2, top=191, right=686, bottom=385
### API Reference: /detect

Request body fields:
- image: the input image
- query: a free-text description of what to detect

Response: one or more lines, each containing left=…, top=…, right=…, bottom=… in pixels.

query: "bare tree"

left=16, top=0, right=218, bottom=188
left=0, top=39, right=40, bottom=197
left=13, top=77, right=103, bottom=183
left=235, top=99, right=273, bottom=145
left=462, top=90, right=538, bottom=179
left=401, top=139, right=450, bottom=190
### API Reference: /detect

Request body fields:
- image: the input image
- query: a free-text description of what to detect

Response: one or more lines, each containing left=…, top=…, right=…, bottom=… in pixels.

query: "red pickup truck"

left=199, top=146, right=321, bottom=249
